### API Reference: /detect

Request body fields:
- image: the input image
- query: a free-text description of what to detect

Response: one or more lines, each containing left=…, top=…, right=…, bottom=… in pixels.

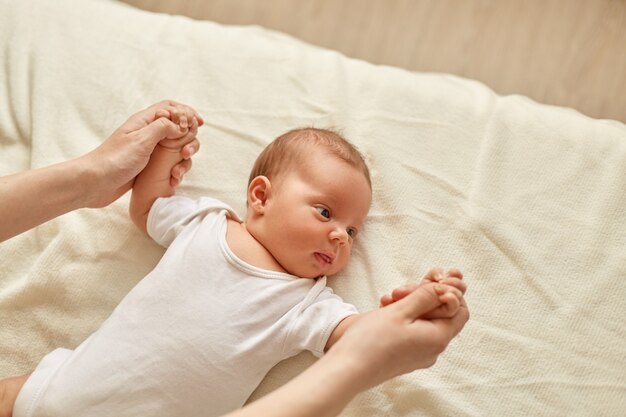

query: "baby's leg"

left=0, top=373, right=31, bottom=417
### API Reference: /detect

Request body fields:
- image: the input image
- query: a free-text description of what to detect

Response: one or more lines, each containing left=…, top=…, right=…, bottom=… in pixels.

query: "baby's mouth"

left=314, top=252, right=334, bottom=266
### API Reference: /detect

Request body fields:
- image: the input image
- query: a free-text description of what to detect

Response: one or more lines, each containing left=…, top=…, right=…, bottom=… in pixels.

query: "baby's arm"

left=325, top=281, right=463, bottom=352
left=130, top=107, right=199, bottom=234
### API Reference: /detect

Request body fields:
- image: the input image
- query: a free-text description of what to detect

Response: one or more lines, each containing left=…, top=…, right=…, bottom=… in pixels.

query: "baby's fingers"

left=446, top=268, right=463, bottom=281
left=163, top=100, right=204, bottom=126
left=418, top=285, right=464, bottom=319
left=159, top=117, right=199, bottom=149
left=421, top=267, right=446, bottom=284
left=157, top=105, right=194, bottom=130
left=435, top=285, right=463, bottom=304
left=170, top=159, right=192, bottom=188
left=181, top=137, right=200, bottom=160
left=168, top=106, right=188, bottom=129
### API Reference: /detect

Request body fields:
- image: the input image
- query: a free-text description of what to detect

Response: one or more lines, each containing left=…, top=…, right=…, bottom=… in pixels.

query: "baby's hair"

left=248, top=127, right=371, bottom=188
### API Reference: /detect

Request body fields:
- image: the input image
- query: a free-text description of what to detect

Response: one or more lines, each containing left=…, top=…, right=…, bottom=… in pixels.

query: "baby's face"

left=260, top=151, right=371, bottom=279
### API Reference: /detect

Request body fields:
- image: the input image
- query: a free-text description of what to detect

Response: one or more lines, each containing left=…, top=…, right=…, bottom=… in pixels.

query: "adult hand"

left=0, top=101, right=204, bottom=243
left=380, top=267, right=467, bottom=319
left=328, top=282, right=469, bottom=392
left=81, top=100, right=204, bottom=208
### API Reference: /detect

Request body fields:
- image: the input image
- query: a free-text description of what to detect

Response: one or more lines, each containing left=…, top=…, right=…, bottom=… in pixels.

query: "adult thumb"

left=391, top=283, right=443, bottom=320
left=136, top=117, right=185, bottom=147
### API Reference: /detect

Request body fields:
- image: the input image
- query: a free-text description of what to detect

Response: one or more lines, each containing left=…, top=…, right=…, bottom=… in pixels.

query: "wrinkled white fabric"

left=1, top=0, right=625, bottom=416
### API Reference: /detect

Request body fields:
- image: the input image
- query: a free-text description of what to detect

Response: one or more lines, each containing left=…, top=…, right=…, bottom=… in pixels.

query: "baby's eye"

left=347, top=228, right=358, bottom=238
left=316, top=207, right=331, bottom=219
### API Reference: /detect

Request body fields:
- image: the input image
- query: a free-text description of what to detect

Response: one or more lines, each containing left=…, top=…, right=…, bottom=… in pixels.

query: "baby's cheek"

left=336, top=249, right=352, bottom=273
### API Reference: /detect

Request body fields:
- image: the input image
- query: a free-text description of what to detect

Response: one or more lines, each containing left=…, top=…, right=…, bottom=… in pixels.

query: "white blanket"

left=1, top=0, right=625, bottom=416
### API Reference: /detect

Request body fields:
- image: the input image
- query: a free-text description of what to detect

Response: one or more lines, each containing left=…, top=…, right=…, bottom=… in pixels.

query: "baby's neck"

left=225, top=218, right=288, bottom=275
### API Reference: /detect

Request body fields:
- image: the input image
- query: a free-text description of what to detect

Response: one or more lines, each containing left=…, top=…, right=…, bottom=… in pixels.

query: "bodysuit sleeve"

left=147, top=196, right=201, bottom=247
left=147, top=196, right=235, bottom=247
left=285, top=278, right=358, bottom=358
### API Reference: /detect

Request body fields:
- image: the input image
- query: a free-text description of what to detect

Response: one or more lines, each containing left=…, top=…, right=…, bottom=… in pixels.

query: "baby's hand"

left=379, top=267, right=467, bottom=319
left=154, top=104, right=201, bottom=152
left=154, top=104, right=202, bottom=187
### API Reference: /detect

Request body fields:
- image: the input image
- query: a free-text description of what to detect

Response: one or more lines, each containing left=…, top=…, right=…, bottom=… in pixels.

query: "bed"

left=1, top=0, right=625, bottom=415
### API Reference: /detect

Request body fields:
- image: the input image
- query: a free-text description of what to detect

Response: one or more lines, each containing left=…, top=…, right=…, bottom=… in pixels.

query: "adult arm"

left=0, top=101, right=202, bottom=243
left=225, top=282, right=469, bottom=417
left=326, top=267, right=466, bottom=351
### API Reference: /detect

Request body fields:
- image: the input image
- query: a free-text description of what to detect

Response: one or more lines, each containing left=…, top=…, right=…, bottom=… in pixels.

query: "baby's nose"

left=330, top=228, right=349, bottom=245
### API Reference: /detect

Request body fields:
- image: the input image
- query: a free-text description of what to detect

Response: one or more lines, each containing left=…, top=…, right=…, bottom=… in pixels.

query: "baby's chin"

left=293, top=270, right=323, bottom=279
left=282, top=258, right=347, bottom=279
left=288, top=267, right=330, bottom=280
left=296, top=268, right=346, bottom=280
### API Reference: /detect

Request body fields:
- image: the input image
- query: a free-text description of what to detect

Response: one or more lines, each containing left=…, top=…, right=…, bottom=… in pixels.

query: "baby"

left=5, top=106, right=465, bottom=417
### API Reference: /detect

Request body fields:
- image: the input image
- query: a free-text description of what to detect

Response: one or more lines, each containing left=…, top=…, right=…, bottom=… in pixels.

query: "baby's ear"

left=247, top=176, right=271, bottom=213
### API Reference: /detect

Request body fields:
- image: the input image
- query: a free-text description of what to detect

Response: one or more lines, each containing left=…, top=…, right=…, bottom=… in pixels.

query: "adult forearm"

left=0, top=158, right=93, bottom=242
left=226, top=350, right=367, bottom=417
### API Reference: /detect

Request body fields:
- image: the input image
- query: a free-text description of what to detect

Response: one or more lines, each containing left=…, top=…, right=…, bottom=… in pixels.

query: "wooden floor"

left=119, top=0, right=626, bottom=123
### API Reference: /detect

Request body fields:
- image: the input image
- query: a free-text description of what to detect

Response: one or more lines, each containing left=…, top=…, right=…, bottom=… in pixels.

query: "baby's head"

left=247, top=128, right=371, bottom=189
left=245, top=128, right=372, bottom=279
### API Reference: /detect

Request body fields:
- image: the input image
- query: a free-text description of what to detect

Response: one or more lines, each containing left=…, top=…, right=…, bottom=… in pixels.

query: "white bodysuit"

left=14, top=196, right=358, bottom=417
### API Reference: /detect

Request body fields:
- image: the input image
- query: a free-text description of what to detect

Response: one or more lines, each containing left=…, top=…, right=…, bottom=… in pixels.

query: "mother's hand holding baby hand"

left=81, top=100, right=203, bottom=208
left=329, top=282, right=469, bottom=392
left=380, top=267, right=467, bottom=319
left=154, top=105, right=203, bottom=187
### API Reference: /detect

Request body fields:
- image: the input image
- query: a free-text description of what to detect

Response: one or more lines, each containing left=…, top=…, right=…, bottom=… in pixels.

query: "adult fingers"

left=379, top=282, right=421, bottom=307
left=391, top=283, right=420, bottom=301
left=379, top=294, right=393, bottom=307
left=437, top=292, right=461, bottom=314
left=421, top=297, right=460, bottom=320
left=120, top=101, right=174, bottom=133
left=121, top=100, right=203, bottom=133
left=136, top=117, right=187, bottom=148
left=450, top=302, right=470, bottom=337
left=427, top=301, right=470, bottom=340
left=392, top=283, right=445, bottom=320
